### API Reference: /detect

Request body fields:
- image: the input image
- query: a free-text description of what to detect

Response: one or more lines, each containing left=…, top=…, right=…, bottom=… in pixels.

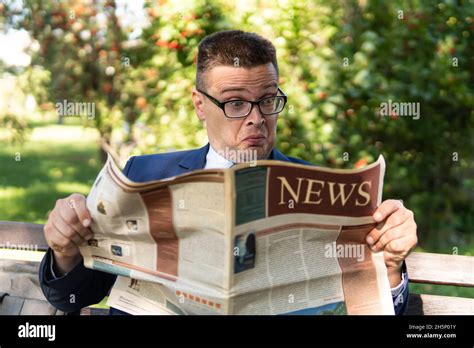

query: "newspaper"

left=79, top=154, right=394, bottom=315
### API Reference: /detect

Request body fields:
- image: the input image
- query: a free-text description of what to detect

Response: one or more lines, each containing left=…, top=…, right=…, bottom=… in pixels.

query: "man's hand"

left=365, top=199, right=418, bottom=287
left=44, top=193, right=93, bottom=276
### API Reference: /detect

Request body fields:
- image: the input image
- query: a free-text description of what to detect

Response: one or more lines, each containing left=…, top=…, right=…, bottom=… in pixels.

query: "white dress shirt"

left=204, top=145, right=236, bottom=169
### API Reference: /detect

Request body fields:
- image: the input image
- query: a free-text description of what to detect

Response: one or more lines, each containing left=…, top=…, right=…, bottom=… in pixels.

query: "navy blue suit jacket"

left=39, top=143, right=408, bottom=314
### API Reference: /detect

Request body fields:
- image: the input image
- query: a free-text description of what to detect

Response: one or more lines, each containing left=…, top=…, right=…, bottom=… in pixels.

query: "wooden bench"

left=0, top=221, right=108, bottom=315
left=405, top=252, right=473, bottom=314
left=1, top=221, right=473, bottom=315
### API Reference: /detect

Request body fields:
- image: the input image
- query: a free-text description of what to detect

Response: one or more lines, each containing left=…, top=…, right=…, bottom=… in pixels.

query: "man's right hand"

left=44, top=193, right=93, bottom=276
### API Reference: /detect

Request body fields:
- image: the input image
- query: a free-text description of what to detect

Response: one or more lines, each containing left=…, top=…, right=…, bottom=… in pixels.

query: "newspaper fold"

left=79, top=154, right=394, bottom=315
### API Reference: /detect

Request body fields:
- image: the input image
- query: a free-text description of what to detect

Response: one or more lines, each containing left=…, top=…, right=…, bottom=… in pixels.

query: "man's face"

left=192, top=62, right=279, bottom=161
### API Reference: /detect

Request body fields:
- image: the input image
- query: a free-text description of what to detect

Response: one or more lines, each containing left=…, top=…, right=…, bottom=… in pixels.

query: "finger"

left=43, top=219, right=56, bottom=247
left=385, top=235, right=418, bottom=258
left=57, top=198, right=80, bottom=226
left=58, top=199, right=91, bottom=239
left=366, top=208, right=413, bottom=246
left=48, top=223, right=80, bottom=254
left=373, top=199, right=403, bottom=222
left=56, top=207, right=93, bottom=242
left=51, top=213, right=87, bottom=247
left=68, top=194, right=92, bottom=228
left=371, top=222, right=408, bottom=252
left=383, top=249, right=407, bottom=269
left=382, top=231, right=418, bottom=267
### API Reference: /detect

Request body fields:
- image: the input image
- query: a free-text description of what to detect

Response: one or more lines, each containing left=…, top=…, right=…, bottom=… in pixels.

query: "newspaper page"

left=79, top=154, right=394, bottom=315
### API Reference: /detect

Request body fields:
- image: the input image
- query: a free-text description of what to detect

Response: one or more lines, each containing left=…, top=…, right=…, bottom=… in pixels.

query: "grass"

left=0, top=120, right=102, bottom=223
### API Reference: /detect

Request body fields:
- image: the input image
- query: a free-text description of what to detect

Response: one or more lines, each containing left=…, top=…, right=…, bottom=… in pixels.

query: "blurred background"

left=0, top=0, right=472, bottom=300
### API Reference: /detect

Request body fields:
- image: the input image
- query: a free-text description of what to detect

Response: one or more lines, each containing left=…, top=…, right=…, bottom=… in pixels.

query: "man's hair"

left=196, top=30, right=279, bottom=91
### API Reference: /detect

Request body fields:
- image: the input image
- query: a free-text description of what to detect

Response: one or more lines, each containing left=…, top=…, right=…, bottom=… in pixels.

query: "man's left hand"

left=366, top=199, right=418, bottom=286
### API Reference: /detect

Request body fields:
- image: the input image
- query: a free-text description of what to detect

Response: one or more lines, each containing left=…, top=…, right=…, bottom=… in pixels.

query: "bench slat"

left=407, top=293, right=474, bottom=315
left=0, top=222, right=48, bottom=252
left=406, top=252, right=474, bottom=287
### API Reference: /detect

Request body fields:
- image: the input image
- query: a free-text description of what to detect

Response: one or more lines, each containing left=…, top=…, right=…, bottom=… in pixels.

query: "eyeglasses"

left=196, top=87, right=287, bottom=118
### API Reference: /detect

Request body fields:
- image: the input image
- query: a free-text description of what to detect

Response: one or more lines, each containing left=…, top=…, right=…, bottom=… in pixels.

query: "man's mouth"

left=242, top=134, right=266, bottom=145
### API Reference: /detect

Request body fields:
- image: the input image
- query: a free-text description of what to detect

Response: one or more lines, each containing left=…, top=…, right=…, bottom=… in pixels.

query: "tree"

left=2, top=0, right=126, bottom=160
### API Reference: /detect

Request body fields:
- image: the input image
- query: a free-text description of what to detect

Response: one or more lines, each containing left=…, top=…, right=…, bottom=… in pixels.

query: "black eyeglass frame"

left=196, top=87, right=288, bottom=118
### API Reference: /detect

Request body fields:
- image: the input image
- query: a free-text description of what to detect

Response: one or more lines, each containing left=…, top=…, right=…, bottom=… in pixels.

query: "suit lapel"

left=178, top=143, right=210, bottom=170
left=269, top=148, right=290, bottom=162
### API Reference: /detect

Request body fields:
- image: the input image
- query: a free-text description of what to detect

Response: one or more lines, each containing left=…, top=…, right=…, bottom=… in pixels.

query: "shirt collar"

left=204, top=144, right=235, bottom=169
left=204, top=144, right=276, bottom=169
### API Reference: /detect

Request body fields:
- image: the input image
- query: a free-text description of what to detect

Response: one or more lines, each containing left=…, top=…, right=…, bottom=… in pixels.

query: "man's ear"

left=192, top=88, right=206, bottom=121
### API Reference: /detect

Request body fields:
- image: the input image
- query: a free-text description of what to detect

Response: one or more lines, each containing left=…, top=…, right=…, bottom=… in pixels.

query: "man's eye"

left=229, top=101, right=245, bottom=107
left=261, top=97, right=275, bottom=105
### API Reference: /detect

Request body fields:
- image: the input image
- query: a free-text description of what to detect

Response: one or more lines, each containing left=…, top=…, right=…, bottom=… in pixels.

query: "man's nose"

left=245, top=104, right=265, bottom=126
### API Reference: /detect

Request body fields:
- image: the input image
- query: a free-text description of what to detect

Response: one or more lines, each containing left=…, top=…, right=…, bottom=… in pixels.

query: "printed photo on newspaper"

left=79, top=154, right=394, bottom=315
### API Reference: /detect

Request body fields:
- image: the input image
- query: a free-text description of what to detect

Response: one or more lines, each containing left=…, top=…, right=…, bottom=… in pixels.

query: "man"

left=40, top=30, right=417, bottom=315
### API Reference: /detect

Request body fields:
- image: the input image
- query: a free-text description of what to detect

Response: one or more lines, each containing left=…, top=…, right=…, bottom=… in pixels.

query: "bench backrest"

left=0, top=222, right=63, bottom=315
left=405, top=252, right=474, bottom=314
